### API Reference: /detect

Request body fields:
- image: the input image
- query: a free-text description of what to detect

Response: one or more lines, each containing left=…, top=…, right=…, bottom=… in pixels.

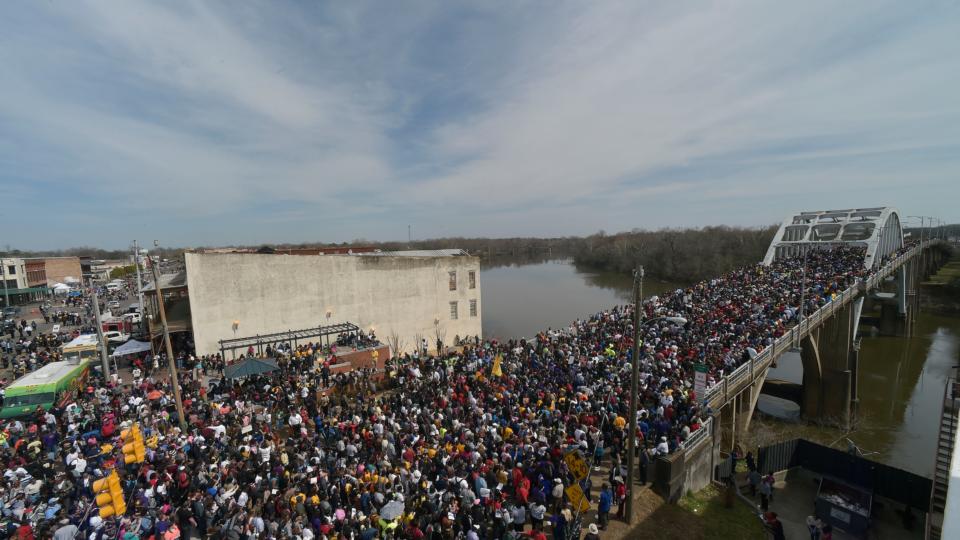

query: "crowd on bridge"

left=0, top=245, right=888, bottom=539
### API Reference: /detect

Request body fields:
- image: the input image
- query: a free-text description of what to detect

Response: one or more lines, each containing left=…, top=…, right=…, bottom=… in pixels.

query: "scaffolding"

left=218, top=322, right=361, bottom=359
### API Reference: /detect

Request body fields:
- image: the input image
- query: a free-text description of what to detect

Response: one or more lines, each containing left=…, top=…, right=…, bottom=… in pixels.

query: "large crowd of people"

left=0, top=246, right=884, bottom=539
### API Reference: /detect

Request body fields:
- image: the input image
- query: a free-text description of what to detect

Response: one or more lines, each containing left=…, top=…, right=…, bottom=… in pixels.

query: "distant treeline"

left=1, top=246, right=182, bottom=261
left=568, top=226, right=778, bottom=282
left=325, top=226, right=779, bottom=282
left=14, top=221, right=956, bottom=284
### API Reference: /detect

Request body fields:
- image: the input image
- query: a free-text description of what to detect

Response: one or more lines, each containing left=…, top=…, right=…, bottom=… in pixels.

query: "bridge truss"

left=763, top=207, right=904, bottom=269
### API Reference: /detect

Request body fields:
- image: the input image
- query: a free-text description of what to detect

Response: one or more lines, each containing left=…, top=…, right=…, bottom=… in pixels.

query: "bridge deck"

left=681, top=241, right=932, bottom=452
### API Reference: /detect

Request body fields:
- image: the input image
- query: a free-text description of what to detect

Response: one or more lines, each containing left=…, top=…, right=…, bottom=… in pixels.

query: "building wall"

left=42, top=257, right=83, bottom=284
left=25, top=260, right=46, bottom=287
left=0, top=258, right=28, bottom=290
left=184, top=252, right=482, bottom=357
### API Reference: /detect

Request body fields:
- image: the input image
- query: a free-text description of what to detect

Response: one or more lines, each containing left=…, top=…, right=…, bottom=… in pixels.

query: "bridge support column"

left=735, top=370, right=768, bottom=439
left=879, top=303, right=910, bottom=336
left=800, top=303, right=856, bottom=430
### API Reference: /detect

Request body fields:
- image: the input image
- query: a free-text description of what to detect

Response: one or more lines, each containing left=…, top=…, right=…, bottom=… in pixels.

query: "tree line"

left=568, top=226, right=778, bottom=282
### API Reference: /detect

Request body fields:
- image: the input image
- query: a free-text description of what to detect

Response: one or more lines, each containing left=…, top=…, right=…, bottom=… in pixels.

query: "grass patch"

left=628, top=486, right=767, bottom=540
left=679, top=485, right=766, bottom=540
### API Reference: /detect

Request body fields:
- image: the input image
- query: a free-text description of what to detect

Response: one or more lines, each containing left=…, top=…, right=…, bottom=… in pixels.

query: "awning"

left=110, top=340, right=151, bottom=357
left=0, top=286, right=52, bottom=295
left=223, top=357, right=280, bottom=379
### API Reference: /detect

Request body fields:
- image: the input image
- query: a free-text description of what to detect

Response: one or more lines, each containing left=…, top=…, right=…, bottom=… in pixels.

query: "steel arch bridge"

left=763, top=207, right=904, bottom=269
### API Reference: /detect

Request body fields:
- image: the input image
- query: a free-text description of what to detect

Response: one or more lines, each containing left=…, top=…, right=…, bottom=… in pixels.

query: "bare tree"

left=386, top=331, right=406, bottom=358
left=414, top=333, right=426, bottom=356
left=434, top=322, right=447, bottom=356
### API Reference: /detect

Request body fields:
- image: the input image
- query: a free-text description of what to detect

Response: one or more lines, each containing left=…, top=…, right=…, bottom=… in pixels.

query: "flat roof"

left=357, top=249, right=469, bottom=257
left=63, top=334, right=98, bottom=348
left=9, top=360, right=88, bottom=388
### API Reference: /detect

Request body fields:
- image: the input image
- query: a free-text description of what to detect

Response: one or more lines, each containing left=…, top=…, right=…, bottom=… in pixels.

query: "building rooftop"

left=358, top=249, right=469, bottom=257
left=189, top=247, right=471, bottom=257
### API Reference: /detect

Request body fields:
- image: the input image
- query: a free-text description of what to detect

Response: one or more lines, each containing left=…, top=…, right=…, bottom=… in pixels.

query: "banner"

left=694, top=363, right=707, bottom=398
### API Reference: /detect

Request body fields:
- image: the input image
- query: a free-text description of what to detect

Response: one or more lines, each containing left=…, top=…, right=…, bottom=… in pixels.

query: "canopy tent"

left=52, top=283, right=71, bottom=294
left=110, top=340, right=151, bottom=357
left=223, top=357, right=280, bottom=379
left=63, top=276, right=80, bottom=284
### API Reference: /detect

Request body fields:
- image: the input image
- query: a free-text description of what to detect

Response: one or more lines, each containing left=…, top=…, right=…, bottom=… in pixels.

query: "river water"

left=480, top=259, right=960, bottom=478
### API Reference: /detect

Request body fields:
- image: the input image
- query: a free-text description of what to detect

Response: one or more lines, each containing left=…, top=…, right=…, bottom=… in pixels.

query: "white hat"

left=588, top=523, right=599, bottom=534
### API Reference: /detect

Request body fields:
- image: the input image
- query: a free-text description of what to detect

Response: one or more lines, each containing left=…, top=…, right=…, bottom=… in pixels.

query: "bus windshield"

left=5, top=392, right=56, bottom=407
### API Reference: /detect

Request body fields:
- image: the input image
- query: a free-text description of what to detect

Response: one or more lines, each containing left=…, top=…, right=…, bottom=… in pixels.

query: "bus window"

left=4, top=392, right=56, bottom=408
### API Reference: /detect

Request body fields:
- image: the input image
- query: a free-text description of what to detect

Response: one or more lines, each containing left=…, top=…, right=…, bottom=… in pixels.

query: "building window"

left=6, top=266, right=15, bottom=275
left=468, top=271, right=476, bottom=289
left=448, top=271, right=457, bottom=291
left=469, top=299, right=477, bottom=317
left=449, top=301, right=458, bottom=320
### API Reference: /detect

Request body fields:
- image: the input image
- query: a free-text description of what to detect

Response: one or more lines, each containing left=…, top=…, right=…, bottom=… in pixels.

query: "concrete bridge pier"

left=717, top=370, right=769, bottom=452
left=800, top=301, right=859, bottom=430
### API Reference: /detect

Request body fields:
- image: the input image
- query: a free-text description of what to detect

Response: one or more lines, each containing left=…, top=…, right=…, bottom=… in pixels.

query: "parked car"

left=2, top=307, right=21, bottom=317
left=107, top=300, right=121, bottom=310
left=123, top=312, right=142, bottom=324
left=102, top=330, right=129, bottom=344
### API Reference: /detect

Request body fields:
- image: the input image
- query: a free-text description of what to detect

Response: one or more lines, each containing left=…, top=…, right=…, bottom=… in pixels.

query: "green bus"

left=0, top=359, right=91, bottom=418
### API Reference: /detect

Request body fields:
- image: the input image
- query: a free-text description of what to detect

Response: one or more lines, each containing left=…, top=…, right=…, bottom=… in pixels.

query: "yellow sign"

left=564, top=450, right=590, bottom=482
left=564, top=483, right=591, bottom=513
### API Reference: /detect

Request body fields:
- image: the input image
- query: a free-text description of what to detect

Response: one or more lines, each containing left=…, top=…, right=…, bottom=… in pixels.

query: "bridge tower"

left=762, top=207, right=905, bottom=429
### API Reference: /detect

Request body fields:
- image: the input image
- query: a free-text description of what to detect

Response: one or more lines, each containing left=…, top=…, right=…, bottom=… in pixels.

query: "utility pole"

left=1, top=260, right=9, bottom=308
left=148, top=255, right=187, bottom=430
left=91, top=288, right=111, bottom=379
left=625, top=265, right=644, bottom=524
left=133, top=240, right=145, bottom=316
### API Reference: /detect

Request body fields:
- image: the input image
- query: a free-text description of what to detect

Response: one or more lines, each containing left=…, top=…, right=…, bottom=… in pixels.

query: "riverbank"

left=921, top=253, right=960, bottom=314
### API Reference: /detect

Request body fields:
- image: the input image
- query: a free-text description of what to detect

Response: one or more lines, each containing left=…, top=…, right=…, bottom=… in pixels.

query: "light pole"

left=625, top=265, right=686, bottom=523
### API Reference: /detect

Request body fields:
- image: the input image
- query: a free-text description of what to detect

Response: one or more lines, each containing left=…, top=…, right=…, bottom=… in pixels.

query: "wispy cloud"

left=0, top=0, right=957, bottom=248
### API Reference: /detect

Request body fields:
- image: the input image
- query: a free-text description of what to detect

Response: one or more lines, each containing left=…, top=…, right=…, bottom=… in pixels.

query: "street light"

left=625, top=264, right=687, bottom=523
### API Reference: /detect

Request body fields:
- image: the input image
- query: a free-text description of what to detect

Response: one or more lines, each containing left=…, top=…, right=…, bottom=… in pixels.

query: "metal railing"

left=680, top=416, right=713, bottom=451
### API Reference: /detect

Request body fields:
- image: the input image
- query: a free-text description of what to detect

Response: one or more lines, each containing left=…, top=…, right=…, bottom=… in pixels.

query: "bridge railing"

left=680, top=416, right=713, bottom=451
left=698, top=241, right=929, bottom=413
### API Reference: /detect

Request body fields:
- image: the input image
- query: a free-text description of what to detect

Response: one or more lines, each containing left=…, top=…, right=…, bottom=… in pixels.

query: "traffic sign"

left=564, top=450, right=590, bottom=482
left=564, top=483, right=591, bottom=513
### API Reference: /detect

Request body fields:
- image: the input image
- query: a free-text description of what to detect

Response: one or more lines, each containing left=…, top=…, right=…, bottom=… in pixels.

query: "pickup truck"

left=102, top=331, right=129, bottom=344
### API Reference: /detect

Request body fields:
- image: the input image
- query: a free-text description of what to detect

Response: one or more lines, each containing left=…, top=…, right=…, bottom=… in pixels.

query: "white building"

left=147, top=249, right=482, bottom=357
left=1, top=258, right=29, bottom=305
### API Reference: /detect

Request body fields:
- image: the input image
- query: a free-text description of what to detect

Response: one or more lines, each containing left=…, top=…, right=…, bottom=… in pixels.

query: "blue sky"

left=1, top=1, right=958, bottom=250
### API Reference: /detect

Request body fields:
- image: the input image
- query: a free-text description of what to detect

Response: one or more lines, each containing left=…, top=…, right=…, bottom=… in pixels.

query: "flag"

left=491, top=355, right=503, bottom=377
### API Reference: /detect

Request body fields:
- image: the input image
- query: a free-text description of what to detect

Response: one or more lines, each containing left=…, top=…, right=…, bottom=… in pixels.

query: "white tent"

left=110, top=340, right=151, bottom=357
left=52, top=283, right=71, bottom=294
left=63, top=276, right=80, bottom=284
